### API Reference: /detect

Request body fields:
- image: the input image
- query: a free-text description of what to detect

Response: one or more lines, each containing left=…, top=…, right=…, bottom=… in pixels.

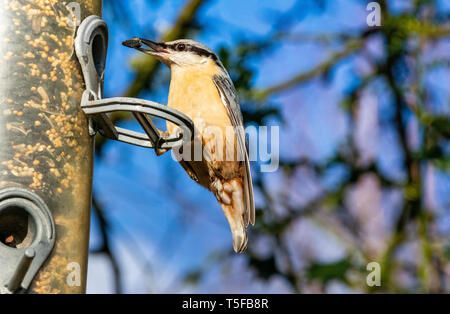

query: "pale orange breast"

left=167, top=63, right=232, bottom=131
left=167, top=62, right=241, bottom=180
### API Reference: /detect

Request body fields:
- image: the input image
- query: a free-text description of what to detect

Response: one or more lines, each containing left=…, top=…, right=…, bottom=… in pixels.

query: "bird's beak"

left=122, top=37, right=169, bottom=57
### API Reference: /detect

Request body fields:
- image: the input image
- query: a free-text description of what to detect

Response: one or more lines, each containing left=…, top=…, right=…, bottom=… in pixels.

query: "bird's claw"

left=155, top=130, right=170, bottom=156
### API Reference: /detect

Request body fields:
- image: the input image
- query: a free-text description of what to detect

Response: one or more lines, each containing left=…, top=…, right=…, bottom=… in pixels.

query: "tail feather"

left=231, top=227, right=248, bottom=253
left=213, top=178, right=249, bottom=253
left=220, top=202, right=248, bottom=253
left=243, top=154, right=255, bottom=226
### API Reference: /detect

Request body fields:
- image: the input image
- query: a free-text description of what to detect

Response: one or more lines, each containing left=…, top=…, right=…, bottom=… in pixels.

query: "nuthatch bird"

left=123, top=38, right=255, bottom=253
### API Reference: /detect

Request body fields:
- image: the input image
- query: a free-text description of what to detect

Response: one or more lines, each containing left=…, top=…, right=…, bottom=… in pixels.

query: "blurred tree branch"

left=371, top=1, right=447, bottom=293
left=91, top=195, right=122, bottom=293
left=251, top=39, right=363, bottom=100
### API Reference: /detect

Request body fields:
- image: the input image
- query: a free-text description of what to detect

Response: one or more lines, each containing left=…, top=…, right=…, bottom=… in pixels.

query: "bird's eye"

left=176, top=43, right=186, bottom=51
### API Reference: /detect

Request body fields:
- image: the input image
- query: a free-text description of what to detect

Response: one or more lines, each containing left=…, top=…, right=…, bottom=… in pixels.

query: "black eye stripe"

left=168, top=44, right=214, bottom=57
left=190, top=46, right=216, bottom=59
left=167, top=43, right=223, bottom=68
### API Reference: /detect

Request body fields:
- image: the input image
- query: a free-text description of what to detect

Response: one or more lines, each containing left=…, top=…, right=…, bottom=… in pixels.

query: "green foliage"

left=306, top=258, right=352, bottom=284
left=184, top=270, right=202, bottom=285
left=248, top=255, right=279, bottom=281
left=445, top=247, right=450, bottom=261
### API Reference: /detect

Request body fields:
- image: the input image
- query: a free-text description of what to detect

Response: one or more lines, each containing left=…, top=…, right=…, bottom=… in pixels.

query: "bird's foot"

left=155, top=130, right=170, bottom=156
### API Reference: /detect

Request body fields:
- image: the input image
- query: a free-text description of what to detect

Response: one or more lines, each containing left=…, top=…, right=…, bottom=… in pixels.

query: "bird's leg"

left=155, top=130, right=170, bottom=156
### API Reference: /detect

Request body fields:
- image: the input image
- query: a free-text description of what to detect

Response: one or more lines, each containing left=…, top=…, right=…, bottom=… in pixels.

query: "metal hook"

left=74, top=15, right=108, bottom=100
left=0, top=188, right=55, bottom=294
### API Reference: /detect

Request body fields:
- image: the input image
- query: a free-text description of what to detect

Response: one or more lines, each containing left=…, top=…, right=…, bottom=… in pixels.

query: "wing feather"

left=213, top=73, right=255, bottom=226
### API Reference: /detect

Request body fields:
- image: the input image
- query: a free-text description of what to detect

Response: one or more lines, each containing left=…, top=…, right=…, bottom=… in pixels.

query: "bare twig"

left=251, top=40, right=363, bottom=100
left=91, top=195, right=123, bottom=294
